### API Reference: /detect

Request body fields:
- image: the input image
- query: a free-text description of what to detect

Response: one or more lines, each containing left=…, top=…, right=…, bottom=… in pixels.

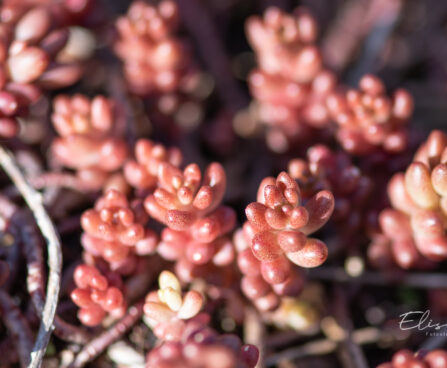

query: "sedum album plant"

left=50, top=94, right=129, bottom=191
left=376, top=349, right=447, bottom=368
left=144, top=160, right=237, bottom=280
left=236, top=171, right=334, bottom=311
left=327, top=74, right=413, bottom=155
left=369, top=130, right=447, bottom=269
left=70, top=264, right=126, bottom=326
left=245, top=6, right=336, bottom=153
left=0, top=0, right=96, bottom=137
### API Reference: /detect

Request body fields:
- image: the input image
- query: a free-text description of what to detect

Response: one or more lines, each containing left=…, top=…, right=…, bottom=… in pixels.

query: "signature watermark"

left=399, top=310, right=447, bottom=336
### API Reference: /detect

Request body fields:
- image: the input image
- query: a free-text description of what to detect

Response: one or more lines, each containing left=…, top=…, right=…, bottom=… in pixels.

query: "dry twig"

left=265, top=327, right=389, bottom=366
left=333, top=287, right=368, bottom=368
left=13, top=210, right=90, bottom=344
left=176, top=0, right=249, bottom=112
left=0, top=146, right=63, bottom=368
left=70, top=301, right=144, bottom=368
left=308, top=267, right=447, bottom=289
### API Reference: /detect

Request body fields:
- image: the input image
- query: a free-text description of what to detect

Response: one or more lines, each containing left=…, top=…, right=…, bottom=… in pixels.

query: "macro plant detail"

left=143, top=270, right=204, bottom=341
left=145, top=160, right=236, bottom=279
left=236, top=171, right=333, bottom=312
left=114, top=0, right=204, bottom=130
left=115, top=0, right=189, bottom=95
left=369, top=130, right=447, bottom=269
left=81, top=189, right=158, bottom=272
left=50, top=94, right=129, bottom=191
left=376, top=349, right=447, bottom=368
left=0, top=1, right=445, bottom=367
left=71, top=264, right=126, bottom=326
left=124, top=138, right=182, bottom=190
left=327, top=74, right=414, bottom=155
left=246, top=6, right=337, bottom=153
left=0, top=0, right=96, bottom=137
left=145, top=322, right=259, bottom=368
left=288, top=144, right=374, bottom=242
left=235, top=226, right=304, bottom=312
left=246, top=171, right=334, bottom=268
left=143, top=271, right=259, bottom=367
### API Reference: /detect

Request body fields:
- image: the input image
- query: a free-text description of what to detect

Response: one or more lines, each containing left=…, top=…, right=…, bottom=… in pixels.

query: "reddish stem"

left=70, top=301, right=144, bottom=368
left=28, top=172, right=91, bottom=192
left=12, top=210, right=91, bottom=344
left=0, top=290, right=33, bottom=368
left=176, top=0, right=249, bottom=112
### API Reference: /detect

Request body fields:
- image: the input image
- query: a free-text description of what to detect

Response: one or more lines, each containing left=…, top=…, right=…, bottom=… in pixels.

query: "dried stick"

left=14, top=211, right=46, bottom=311
left=13, top=211, right=91, bottom=344
left=308, top=267, right=447, bottom=289
left=0, top=290, right=34, bottom=368
left=265, top=330, right=306, bottom=349
left=124, top=258, right=161, bottom=304
left=70, top=301, right=144, bottom=368
left=52, top=317, right=92, bottom=344
left=265, top=327, right=385, bottom=366
left=28, top=173, right=92, bottom=192
left=337, top=333, right=370, bottom=368
left=322, top=0, right=372, bottom=72
left=105, top=65, right=139, bottom=148
left=346, top=0, right=403, bottom=83
left=0, top=195, right=21, bottom=291
left=1, top=193, right=89, bottom=344
left=322, top=0, right=401, bottom=75
left=333, top=287, right=368, bottom=368
left=176, top=0, right=249, bottom=113
left=3, top=223, right=21, bottom=291
left=0, top=145, right=62, bottom=368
